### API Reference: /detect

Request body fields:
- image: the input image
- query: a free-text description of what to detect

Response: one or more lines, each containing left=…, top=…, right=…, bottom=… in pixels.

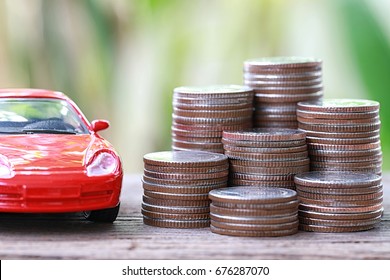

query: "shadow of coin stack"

left=297, top=99, right=382, bottom=175
left=295, top=171, right=383, bottom=232
left=208, top=186, right=299, bottom=237
left=222, top=128, right=310, bottom=190
left=142, top=150, right=229, bottom=228
left=171, top=85, right=254, bottom=154
left=243, top=57, right=323, bottom=129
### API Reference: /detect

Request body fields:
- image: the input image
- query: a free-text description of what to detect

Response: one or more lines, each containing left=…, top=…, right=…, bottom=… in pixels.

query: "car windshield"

left=0, top=98, right=89, bottom=134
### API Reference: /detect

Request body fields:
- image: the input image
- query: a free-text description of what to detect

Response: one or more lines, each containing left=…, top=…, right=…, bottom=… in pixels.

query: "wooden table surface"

left=0, top=174, right=389, bottom=260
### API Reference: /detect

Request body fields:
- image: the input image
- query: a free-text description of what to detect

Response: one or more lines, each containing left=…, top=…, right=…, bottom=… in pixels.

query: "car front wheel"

left=83, top=203, right=120, bottom=223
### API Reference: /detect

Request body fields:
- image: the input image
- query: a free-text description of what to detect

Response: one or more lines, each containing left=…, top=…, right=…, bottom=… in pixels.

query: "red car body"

left=0, top=89, right=123, bottom=221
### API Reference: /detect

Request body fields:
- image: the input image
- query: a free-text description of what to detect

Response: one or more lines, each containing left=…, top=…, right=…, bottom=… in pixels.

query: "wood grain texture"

left=0, top=174, right=389, bottom=260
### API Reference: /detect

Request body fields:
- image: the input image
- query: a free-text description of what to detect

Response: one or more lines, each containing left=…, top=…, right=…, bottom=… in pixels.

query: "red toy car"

left=0, top=89, right=123, bottom=222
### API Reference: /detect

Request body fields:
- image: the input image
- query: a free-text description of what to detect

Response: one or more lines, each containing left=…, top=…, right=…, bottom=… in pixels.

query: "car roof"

left=0, top=88, right=68, bottom=100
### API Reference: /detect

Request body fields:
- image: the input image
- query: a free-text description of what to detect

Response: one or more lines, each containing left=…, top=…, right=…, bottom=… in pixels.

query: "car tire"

left=83, top=203, right=120, bottom=223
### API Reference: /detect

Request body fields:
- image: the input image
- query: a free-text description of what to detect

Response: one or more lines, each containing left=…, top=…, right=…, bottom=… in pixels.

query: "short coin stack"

left=297, top=99, right=382, bottom=175
left=209, top=186, right=299, bottom=237
left=243, top=57, right=323, bottom=128
left=222, top=128, right=310, bottom=190
left=142, top=150, right=229, bottom=228
left=295, top=171, right=383, bottom=232
left=172, top=85, right=254, bottom=154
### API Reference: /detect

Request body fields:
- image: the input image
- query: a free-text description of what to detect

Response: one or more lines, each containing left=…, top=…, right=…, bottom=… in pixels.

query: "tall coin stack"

left=172, top=85, right=254, bottom=154
left=297, top=99, right=382, bottom=175
left=243, top=57, right=323, bottom=128
left=222, top=128, right=310, bottom=190
left=142, top=151, right=229, bottom=228
left=295, top=171, right=383, bottom=232
left=209, top=186, right=299, bottom=237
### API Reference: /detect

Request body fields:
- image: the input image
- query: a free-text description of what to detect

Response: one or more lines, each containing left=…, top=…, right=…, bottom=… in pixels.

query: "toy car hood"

left=0, top=134, right=107, bottom=172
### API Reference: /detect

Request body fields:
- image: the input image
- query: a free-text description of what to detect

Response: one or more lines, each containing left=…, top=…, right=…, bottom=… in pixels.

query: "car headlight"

left=86, top=152, right=118, bottom=176
left=0, top=155, right=13, bottom=178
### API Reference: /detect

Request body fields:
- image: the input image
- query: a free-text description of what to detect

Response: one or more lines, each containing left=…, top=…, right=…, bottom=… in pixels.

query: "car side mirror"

left=91, top=120, right=110, bottom=132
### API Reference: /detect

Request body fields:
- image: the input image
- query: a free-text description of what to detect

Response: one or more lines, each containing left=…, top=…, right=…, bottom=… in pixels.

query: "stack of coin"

left=209, top=186, right=299, bottom=237
left=297, top=99, right=382, bottom=174
left=295, top=171, right=383, bottom=233
left=172, top=85, right=254, bottom=154
left=243, top=57, right=323, bottom=128
left=142, top=150, right=229, bottom=228
left=222, top=128, right=310, bottom=189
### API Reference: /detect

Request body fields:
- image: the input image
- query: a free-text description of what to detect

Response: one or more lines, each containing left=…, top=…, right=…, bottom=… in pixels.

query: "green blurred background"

left=0, top=0, right=389, bottom=172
